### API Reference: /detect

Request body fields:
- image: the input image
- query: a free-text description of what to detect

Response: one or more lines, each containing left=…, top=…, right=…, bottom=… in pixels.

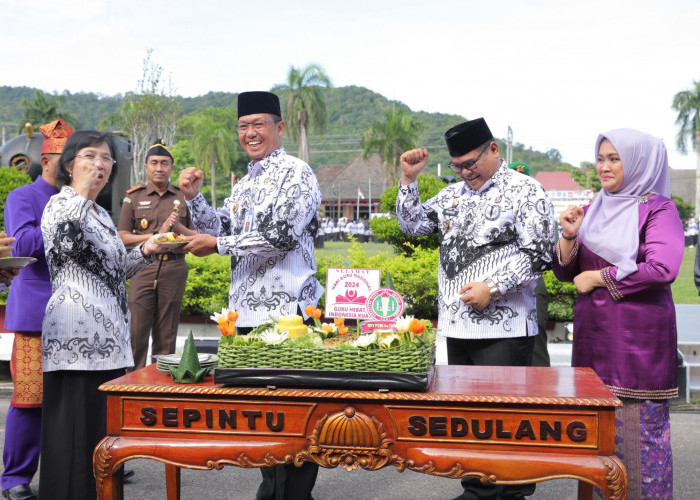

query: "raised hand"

left=400, top=148, right=429, bottom=186
left=559, top=205, right=584, bottom=238
left=178, top=167, right=204, bottom=200
left=72, top=160, right=100, bottom=198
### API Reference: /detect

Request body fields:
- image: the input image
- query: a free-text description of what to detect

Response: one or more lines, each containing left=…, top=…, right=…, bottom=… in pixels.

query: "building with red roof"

left=534, top=171, right=584, bottom=191
left=533, top=171, right=594, bottom=216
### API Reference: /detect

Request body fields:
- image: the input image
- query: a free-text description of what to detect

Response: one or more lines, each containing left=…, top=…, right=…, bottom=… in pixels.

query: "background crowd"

left=683, top=217, right=698, bottom=247
left=317, top=218, right=373, bottom=246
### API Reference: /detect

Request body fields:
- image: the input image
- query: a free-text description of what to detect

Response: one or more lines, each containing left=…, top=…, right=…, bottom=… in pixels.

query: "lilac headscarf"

left=578, top=128, right=670, bottom=280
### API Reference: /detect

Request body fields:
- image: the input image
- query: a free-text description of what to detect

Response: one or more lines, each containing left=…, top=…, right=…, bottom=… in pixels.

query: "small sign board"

left=366, top=288, right=404, bottom=321
left=325, top=268, right=382, bottom=319
left=360, top=320, right=396, bottom=334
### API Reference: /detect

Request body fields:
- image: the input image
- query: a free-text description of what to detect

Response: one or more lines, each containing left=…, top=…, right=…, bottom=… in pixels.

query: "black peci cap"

left=444, top=118, right=493, bottom=157
left=238, top=91, right=281, bottom=119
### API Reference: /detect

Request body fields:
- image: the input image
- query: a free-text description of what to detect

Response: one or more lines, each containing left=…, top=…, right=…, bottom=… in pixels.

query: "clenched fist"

left=559, top=205, right=584, bottom=239
left=400, top=148, right=429, bottom=186
left=179, top=167, right=205, bottom=200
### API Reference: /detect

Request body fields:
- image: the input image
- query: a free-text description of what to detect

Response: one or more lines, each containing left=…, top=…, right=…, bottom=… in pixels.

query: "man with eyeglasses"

left=2, top=118, right=73, bottom=500
left=179, top=91, right=322, bottom=500
left=396, top=118, right=554, bottom=500
left=118, top=140, right=197, bottom=369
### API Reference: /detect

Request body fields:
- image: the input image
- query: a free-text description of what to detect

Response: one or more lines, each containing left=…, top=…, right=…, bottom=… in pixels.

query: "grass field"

left=315, top=241, right=700, bottom=305
left=314, top=240, right=394, bottom=259
left=672, top=247, right=700, bottom=304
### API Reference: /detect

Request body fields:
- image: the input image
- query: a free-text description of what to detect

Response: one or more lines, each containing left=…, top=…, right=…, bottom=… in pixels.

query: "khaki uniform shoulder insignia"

left=126, top=184, right=145, bottom=194
left=123, top=196, right=132, bottom=204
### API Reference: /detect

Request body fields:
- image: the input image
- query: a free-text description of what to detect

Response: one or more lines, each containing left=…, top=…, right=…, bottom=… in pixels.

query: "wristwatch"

left=486, top=279, right=502, bottom=301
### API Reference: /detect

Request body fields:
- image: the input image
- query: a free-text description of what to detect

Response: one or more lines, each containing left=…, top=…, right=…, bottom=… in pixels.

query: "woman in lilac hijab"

left=553, top=128, right=683, bottom=499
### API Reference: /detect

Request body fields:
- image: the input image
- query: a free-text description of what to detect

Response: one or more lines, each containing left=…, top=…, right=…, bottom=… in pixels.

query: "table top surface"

left=100, top=365, right=620, bottom=407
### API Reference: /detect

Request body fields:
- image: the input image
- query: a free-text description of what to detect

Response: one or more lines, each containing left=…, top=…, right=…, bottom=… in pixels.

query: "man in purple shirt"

left=2, top=118, right=72, bottom=500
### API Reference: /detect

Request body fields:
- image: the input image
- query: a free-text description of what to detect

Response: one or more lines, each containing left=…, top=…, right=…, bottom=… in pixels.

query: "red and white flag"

left=231, top=173, right=237, bottom=187
left=358, top=188, right=365, bottom=199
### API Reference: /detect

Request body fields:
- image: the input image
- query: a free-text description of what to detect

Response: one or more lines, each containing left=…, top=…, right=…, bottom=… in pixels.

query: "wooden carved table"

left=94, top=365, right=627, bottom=499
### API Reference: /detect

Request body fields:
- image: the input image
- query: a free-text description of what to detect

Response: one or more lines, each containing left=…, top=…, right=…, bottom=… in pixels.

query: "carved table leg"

left=578, top=480, right=594, bottom=499
left=94, top=437, right=122, bottom=500
left=94, top=435, right=295, bottom=499
left=165, top=464, right=181, bottom=500
left=595, top=456, right=628, bottom=500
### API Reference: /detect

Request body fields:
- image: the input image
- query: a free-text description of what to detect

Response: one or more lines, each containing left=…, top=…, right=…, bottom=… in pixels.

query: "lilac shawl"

left=578, top=128, right=670, bottom=280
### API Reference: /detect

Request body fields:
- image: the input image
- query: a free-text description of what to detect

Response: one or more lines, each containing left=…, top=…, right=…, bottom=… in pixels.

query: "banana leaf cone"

left=385, top=271, right=394, bottom=290
left=169, top=331, right=208, bottom=383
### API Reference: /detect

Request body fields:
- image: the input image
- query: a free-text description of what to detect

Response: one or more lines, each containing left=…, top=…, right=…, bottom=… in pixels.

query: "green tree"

left=361, top=104, right=425, bottom=184
left=672, top=195, right=695, bottom=220
left=122, top=50, right=179, bottom=186
left=567, top=163, right=601, bottom=192
left=0, top=167, right=32, bottom=230
left=272, top=64, right=332, bottom=164
left=19, top=90, right=78, bottom=132
left=178, top=107, right=239, bottom=208
left=369, top=173, right=446, bottom=254
left=672, top=80, right=700, bottom=217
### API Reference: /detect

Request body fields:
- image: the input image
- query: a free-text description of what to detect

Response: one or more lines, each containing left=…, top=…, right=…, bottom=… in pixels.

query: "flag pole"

left=368, top=179, right=372, bottom=217
left=356, top=186, right=360, bottom=220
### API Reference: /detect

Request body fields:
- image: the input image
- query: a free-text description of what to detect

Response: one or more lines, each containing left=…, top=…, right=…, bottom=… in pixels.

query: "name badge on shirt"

left=243, top=210, right=255, bottom=232
left=444, top=208, right=458, bottom=217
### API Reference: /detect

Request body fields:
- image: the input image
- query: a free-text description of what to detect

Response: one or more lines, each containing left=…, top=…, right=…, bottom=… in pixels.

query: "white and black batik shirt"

left=187, top=147, right=323, bottom=327
left=396, top=160, right=555, bottom=339
left=41, top=186, right=153, bottom=371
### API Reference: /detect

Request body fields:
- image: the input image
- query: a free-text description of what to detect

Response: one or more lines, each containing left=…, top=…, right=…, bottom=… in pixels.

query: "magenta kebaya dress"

left=554, top=194, right=683, bottom=499
left=553, top=194, right=683, bottom=399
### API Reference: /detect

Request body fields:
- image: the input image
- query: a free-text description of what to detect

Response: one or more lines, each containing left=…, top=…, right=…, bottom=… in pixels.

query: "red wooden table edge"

left=100, top=365, right=622, bottom=408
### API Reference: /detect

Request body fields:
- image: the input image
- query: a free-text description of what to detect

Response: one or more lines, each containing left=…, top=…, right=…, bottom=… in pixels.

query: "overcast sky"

left=1, top=0, right=698, bottom=169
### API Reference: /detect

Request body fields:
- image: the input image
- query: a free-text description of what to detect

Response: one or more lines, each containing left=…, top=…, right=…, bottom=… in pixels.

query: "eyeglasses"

left=448, top=145, right=490, bottom=173
left=76, top=153, right=116, bottom=166
left=237, top=120, right=280, bottom=134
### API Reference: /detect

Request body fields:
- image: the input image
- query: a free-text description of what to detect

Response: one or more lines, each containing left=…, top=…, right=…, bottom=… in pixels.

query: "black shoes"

left=1, top=484, right=37, bottom=500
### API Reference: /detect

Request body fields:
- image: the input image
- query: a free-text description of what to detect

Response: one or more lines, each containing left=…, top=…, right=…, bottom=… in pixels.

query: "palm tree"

left=361, top=104, right=425, bottom=184
left=19, top=90, right=78, bottom=131
left=272, top=64, right=332, bottom=164
left=187, top=107, right=238, bottom=208
left=672, top=81, right=700, bottom=217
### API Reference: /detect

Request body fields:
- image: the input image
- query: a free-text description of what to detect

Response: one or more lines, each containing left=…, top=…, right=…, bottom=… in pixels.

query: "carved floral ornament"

left=295, top=406, right=397, bottom=471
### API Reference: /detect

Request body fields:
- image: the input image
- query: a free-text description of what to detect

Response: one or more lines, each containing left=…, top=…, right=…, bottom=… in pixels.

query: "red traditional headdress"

left=40, top=117, right=74, bottom=154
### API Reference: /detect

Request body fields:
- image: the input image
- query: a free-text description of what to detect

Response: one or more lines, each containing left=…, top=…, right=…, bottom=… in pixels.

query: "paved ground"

left=2, top=307, right=699, bottom=498
left=0, top=390, right=699, bottom=499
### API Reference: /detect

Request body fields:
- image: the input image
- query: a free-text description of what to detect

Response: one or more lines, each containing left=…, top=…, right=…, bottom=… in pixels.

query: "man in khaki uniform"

left=508, top=161, right=551, bottom=367
left=118, top=140, right=196, bottom=368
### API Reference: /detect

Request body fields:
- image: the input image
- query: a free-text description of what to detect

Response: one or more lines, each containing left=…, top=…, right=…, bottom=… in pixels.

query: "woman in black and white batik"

left=39, top=131, right=167, bottom=500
